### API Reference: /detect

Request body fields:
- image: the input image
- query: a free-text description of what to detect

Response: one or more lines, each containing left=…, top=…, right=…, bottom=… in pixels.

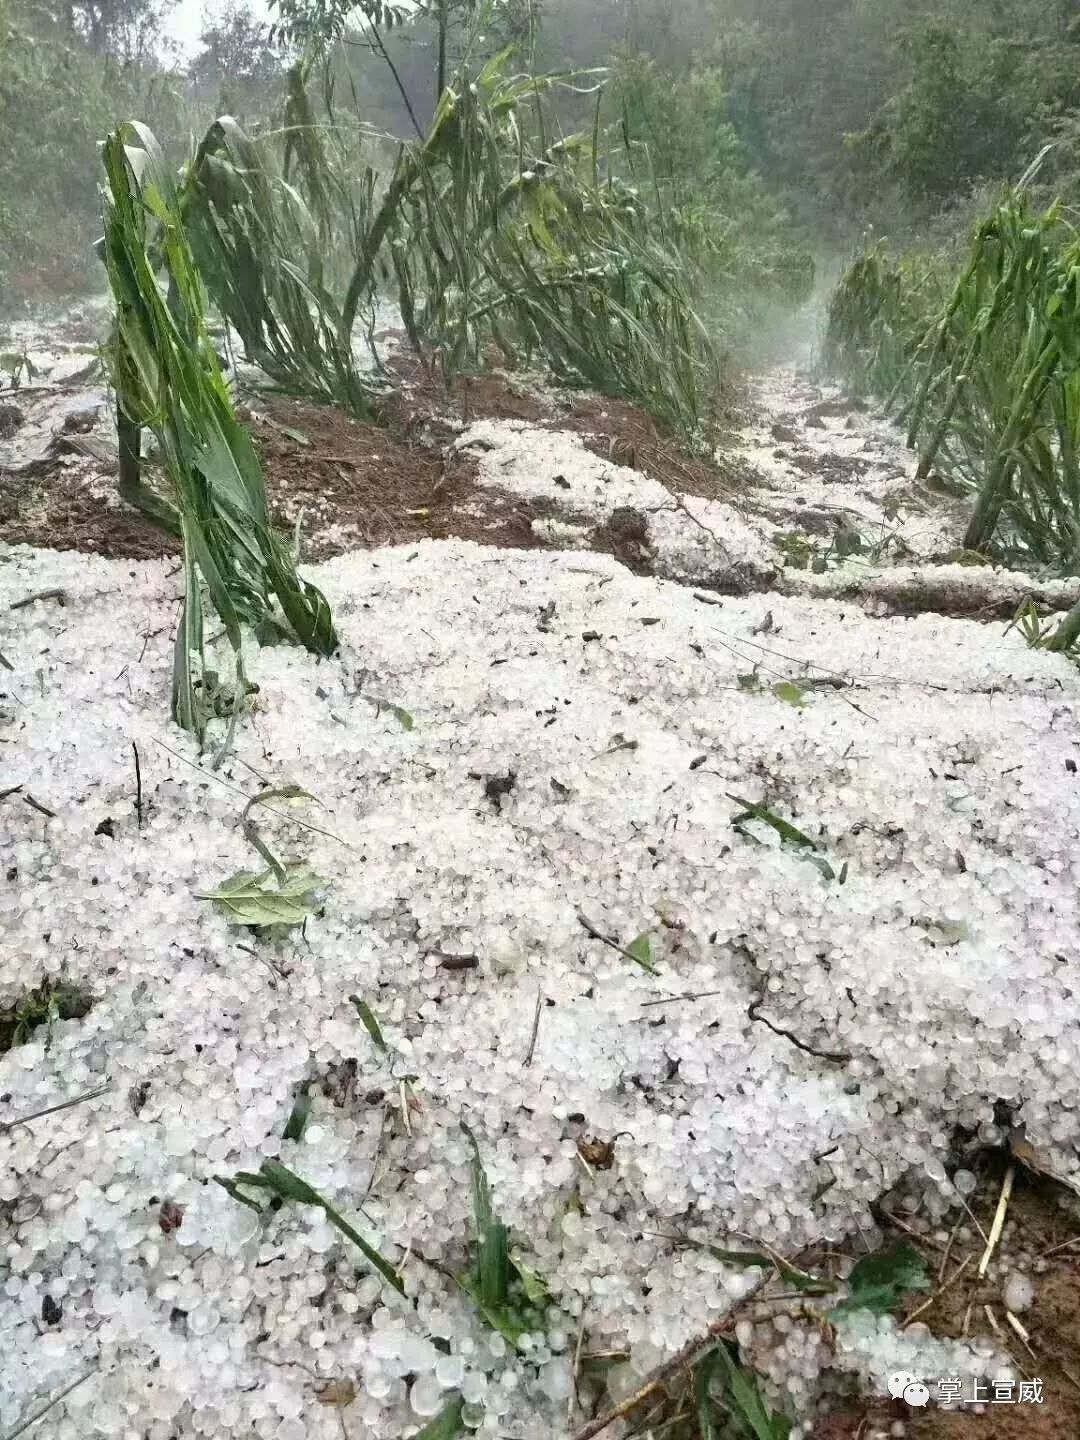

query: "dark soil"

left=0, top=354, right=745, bottom=566
left=0, top=461, right=178, bottom=560
left=814, top=1165, right=1080, bottom=1440
left=248, top=388, right=600, bottom=559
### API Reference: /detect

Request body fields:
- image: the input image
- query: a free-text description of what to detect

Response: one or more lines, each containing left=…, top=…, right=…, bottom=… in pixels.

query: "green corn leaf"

left=217, top=1161, right=406, bottom=1294
left=727, top=795, right=818, bottom=850
left=462, top=1122, right=493, bottom=1237
left=699, top=1243, right=830, bottom=1294
left=694, top=1347, right=721, bottom=1440
left=713, top=1342, right=792, bottom=1440
left=480, top=1220, right=511, bottom=1310
left=241, top=784, right=317, bottom=822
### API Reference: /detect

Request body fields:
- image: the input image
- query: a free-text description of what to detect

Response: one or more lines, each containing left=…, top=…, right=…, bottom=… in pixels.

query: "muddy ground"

left=0, top=350, right=759, bottom=567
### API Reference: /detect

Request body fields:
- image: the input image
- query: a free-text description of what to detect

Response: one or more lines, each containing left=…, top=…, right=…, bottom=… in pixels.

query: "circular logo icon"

left=888, top=1373, right=918, bottom=1400
left=903, top=1381, right=931, bottom=1407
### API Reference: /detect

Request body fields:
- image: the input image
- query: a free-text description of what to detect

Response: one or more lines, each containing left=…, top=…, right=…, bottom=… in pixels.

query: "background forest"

left=3, top=0, right=1080, bottom=314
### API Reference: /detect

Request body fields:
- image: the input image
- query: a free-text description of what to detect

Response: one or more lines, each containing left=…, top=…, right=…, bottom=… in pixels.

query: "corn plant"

left=100, top=123, right=338, bottom=746
left=363, top=54, right=714, bottom=437
left=165, top=52, right=715, bottom=441
left=182, top=113, right=379, bottom=415
left=825, top=182, right=1080, bottom=571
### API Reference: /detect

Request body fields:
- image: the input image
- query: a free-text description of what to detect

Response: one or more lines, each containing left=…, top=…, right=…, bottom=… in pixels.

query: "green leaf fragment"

left=772, top=681, right=810, bottom=708
left=512, top=1255, right=550, bottom=1306
left=916, top=918, right=970, bottom=946
left=198, top=864, right=322, bottom=927
left=625, top=932, right=658, bottom=974
left=283, top=1089, right=311, bottom=1141
left=214, top=1161, right=405, bottom=1294
left=833, top=1241, right=930, bottom=1317
left=412, top=1398, right=465, bottom=1440
left=349, top=996, right=388, bottom=1053
left=369, top=697, right=415, bottom=731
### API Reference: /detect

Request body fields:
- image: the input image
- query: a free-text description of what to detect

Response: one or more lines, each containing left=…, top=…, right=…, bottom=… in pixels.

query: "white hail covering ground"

left=454, top=364, right=968, bottom=603
left=2, top=528, right=1074, bottom=1437
left=458, top=420, right=777, bottom=586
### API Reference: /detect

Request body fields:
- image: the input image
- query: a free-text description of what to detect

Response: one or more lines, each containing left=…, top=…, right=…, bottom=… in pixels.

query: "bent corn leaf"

left=217, top=1161, right=406, bottom=1294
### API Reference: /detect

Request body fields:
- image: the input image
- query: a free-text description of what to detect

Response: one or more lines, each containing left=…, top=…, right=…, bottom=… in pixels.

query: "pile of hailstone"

left=2, top=535, right=1079, bottom=1439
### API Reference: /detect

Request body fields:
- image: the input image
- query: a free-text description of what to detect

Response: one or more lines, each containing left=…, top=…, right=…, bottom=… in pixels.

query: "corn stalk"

left=825, top=194, right=1080, bottom=570
left=176, top=53, right=714, bottom=441
left=100, top=123, right=338, bottom=746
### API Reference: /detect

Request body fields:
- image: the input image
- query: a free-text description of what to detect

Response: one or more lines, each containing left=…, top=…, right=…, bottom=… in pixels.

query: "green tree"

left=190, top=0, right=284, bottom=122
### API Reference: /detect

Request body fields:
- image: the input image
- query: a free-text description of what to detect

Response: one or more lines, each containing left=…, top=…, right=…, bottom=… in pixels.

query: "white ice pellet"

left=3, top=456, right=1080, bottom=1440
left=1003, top=1271, right=1035, bottom=1313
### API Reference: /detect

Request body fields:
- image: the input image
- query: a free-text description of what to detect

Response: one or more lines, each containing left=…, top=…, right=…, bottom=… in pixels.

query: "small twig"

left=154, top=740, right=347, bottom=846
left=0, top=650, right=13, bottom=671
left=22, top=792, right=56, bottom=819
left=747, top=1000, right=851, bottom=1065
left=569, top=1311, right=587, bottom=1427
left=1039, top=1233, right=1080, bottom=1259
left=0, top=1083, right=112, bottom=1135
left=1, top=1364, right=97, bottom=1439
left=879, top=1209, right=947, bottom=1251
left=524, top=989, right=544, bottom=1067
left=938, top=1206, right=968, bottom=1281
left=568, top=1313, right=739, bottom=1440
left=639, top=989, right=728, bottom=1009
left=978, top=1164, right=1015, bottom=1277
left=577, top=911, right=654, bottom=971
left=904, top=1253, right=974, bottom=1325
left=667, top=494, right=732, bottom=560
left=952, top=1189, right=991, bottom=1247
left=9, top=587, right=67, bottom=612
left=1005, top=1309, right=1036, bottom=1359
left=132, top=741, right=143, bottom=829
